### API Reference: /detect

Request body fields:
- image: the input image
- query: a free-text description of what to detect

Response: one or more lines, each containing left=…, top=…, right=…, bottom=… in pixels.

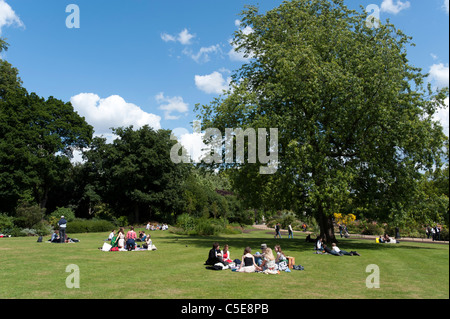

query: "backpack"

left=37, top=236, right=43, bottom=242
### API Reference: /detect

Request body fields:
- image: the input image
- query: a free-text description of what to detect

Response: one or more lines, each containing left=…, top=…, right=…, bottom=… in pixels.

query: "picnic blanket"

left=101, top=242, right=157, bottom=252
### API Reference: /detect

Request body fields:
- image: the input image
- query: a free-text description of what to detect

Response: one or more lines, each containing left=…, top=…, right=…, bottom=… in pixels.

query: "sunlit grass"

left=0, top=228, right=448, bottom=299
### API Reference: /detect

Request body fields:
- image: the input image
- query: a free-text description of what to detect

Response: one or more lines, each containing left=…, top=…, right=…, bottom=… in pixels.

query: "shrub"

left=0, top=213, right=14, bottom=232
left=66, top=218, right=115, bottom=234
left=33, top=220, right=53, bottom=236
left=14, top=202, right=45, bottom=229
left=175, top=214, right=239, bottom=236
left=20, top=228, right=37, bottom=236
left=113, top=216, right=129, bottom=227
left=50, top=207, right=76, bottom=222
left=360, top=222, right=384, bottom=236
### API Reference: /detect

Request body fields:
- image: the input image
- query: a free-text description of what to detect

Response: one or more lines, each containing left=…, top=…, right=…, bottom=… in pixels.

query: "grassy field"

left=0, top=227, right=448, bottom=299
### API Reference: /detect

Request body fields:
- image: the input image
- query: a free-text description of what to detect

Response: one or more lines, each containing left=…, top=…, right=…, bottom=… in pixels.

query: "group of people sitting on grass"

left=106, top=226, right=154, bottom=251
left=205, top=242, right=290, bottom=274
left=145, top=222, right=168, bottom=231
left=377, top=233, right=399, bottom=244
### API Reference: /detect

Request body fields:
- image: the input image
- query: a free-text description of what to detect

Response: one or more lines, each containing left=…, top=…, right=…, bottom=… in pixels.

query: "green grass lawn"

left=0, top=228, right=448, bottom=299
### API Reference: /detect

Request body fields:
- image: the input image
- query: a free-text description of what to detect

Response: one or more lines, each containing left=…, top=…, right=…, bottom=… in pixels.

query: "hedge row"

left=66, top=219, right=115, bottom=234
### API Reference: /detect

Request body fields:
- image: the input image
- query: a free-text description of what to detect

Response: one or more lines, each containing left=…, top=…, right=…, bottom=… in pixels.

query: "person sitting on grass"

left=315, top=236, right=324, bottom=253
left=253, top=243, right=267, bottom=266
left=331, top=243, right=361, bottom=256
left=117, top=228, right=125, bottom=249
left=274, top=245, right=289, bottom=270
left=238, top=247, right=259, bottom=273
left=110, top=230, right=119, bottom=248
left=258, top=247, right=277, bottom=273
left=50, top=230, right=60, bottom=243
left=222, top=244, right=232, bottom=264
left=274, top=245, right=287, bottom=263
left=205, top=242, right=227, bottom=266
left=143, top=234, right=153, bottom=250
left=107, top=230, right=115, bottom=241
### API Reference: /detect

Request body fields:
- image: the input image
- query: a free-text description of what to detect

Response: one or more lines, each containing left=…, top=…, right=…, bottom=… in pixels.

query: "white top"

left=332, top=246, right=341, bottom=253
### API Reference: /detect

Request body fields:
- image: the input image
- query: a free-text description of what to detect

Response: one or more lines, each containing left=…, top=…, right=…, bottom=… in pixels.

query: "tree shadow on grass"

left=164, top=233, right=441, bottom=255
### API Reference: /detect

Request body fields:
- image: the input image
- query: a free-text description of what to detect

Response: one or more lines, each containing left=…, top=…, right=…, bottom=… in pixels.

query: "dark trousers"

left=59, top=228, right=66, bottom=243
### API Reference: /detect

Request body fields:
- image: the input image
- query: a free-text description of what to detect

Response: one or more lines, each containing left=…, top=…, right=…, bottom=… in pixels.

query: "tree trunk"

left=39, top=186, right=49, bottom=209
left=317, top=202, right=337, bottom=244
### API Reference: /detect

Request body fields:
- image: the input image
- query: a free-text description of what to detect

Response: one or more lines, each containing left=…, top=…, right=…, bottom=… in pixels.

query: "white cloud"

left=70, top=93, right=162, bottom=139
left=429, top=63, right=449, bottom=89
left=178, top=28, right=195, bottom=45
left=444, top=0, right=449, bottom=14
left=155, top=92, right=189, bottom=120
left=195, top=71, right=231, bottom=94
left=434, top=97, right=449, bottom=137
left=178, top=131, right=209, bottom=163
left=161, top=33, right=176, bottom=42
left=183, top=44, right=222, bottom=63
left=0, top=0, right=24, bottom=34
left=380, top=0, right=411, bottom=14
left=161, top=28, right=195, bottom=45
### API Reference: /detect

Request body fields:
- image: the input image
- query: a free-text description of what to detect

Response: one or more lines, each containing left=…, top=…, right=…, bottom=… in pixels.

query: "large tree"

left=195, top=0, right=448, bottom=242
left=1, top=41, right=93, bottom=212
left=82, top=126, right=191, bottom=223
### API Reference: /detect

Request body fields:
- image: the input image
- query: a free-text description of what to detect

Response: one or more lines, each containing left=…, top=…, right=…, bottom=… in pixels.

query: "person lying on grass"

left=330, top=243, right=361, bottom=256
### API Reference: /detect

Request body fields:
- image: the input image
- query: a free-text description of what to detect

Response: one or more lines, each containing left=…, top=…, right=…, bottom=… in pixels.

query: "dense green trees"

left=1, top=40, right=93, bottom=214
left=78, top=126, right=191, bottom=223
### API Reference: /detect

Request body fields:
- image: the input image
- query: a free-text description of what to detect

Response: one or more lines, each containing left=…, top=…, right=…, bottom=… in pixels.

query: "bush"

left=50, top=207, right=76, bottom=222
left=360, top=222, right=385, bottom=236
left=14, top=202, right=45, bottom=229
left=175, top=214, right=239, bottom=236
left=0, top=213, right=14, bottom=232
left=66, top=218, right=115, bottom=234
left=176, top=213, right=196, bottom=232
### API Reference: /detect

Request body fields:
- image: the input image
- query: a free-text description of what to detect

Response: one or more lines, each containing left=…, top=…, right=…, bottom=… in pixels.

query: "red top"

left=126, top=231, right=137, bottom=240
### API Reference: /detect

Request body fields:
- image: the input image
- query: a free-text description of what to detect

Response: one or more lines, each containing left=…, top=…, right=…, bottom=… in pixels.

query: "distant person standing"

left=288, top=224, right=294, bottom=239
left=58, top=215, right=67, bottom=243
left=275, top=223, right=282, bottom=239
left=431, top=226, right=436, bottom=241
left=435, top=225, right=441, bottom=241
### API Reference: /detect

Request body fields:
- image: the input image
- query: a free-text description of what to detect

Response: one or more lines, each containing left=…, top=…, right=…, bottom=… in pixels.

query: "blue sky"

left=1, top=0, right=449, bottom=156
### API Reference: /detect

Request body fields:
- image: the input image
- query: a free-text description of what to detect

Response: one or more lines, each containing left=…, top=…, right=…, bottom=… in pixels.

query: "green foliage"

left=0, top=57, right=93, bottom=213
left=66, top=218, right=115, bottom=234
left=50, top=207, right=76, bottom=222
left=176, top=213, right=196, bottom=232
left=81, top=126, right=190, bottom=223
left=14, top=201, right=45, bottom=229
left=195, top=0, right=448, bottom=242
left=359, top=221, right=385, bottom=236
left=175, top=214, right=241, bottom=236
left=0, top=213, right=14, bottom=232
